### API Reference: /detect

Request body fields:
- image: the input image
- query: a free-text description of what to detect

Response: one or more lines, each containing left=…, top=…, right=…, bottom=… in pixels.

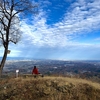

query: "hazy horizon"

left=1, top=57, right=100, bottom=61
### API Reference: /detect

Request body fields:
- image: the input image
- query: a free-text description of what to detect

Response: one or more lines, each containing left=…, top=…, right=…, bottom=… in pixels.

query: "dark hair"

left=34, top=66, right=36, bottom=69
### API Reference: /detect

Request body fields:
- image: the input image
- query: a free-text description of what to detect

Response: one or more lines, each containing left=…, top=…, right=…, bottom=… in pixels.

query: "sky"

left=1, top=0, right=100, bottom=60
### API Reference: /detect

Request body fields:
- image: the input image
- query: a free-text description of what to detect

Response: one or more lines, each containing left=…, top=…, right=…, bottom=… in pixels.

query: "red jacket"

left=32, top=68, right=39, bottom=74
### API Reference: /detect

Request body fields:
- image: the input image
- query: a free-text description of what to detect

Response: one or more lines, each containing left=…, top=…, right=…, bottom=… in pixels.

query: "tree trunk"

left=0, top=47, right=8, bottom=77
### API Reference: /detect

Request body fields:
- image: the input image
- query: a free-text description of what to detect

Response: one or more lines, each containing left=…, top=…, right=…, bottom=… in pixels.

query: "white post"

left=16, top=70, right=19, bottom=78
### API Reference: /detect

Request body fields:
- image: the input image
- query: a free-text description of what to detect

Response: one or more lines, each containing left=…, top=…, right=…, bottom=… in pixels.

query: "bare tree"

left=0, top=0, right=38, bottom=77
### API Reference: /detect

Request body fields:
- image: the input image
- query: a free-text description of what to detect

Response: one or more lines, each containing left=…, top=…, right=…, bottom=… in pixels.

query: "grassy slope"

left=0, top=75, right=100, bottom=100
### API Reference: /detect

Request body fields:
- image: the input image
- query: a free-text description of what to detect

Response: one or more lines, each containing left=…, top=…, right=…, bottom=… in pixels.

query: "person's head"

left=34, top=66, right=36, bottom=69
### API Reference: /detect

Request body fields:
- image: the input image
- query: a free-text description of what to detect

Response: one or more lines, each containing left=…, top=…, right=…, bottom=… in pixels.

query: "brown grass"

left=0, top=75, right=100, bottom=100
left=43, top=76, right=100, bottom=89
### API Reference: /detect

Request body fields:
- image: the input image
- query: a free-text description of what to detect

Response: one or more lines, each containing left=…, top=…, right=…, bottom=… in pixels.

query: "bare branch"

left=8, top=39, right=16, bottom=44
left=0, top=31, right=4, bottom=40
left=0, top=17, right=8, bottom=31
left=0, top=30, right=6, bottom=48
left=0, top=0, right=38, bottom=73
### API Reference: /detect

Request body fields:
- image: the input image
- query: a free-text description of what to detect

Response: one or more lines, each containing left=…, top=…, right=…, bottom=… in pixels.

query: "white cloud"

left=19, top=0, right=100, bottom=48
left=94, top=37, right=100, bottom=41
left=1, top=0, right=99, bottom=58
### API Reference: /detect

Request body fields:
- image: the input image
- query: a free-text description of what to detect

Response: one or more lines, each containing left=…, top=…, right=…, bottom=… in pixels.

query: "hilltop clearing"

left=0, top=75, right=100, bottom=100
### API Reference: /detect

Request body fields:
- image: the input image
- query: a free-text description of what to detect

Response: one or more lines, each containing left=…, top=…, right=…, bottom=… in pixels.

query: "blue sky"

left=1, top=0, right=100, bottom=60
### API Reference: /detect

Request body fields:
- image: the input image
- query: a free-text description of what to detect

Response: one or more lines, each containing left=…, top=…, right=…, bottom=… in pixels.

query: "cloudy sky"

left=1, top=0, right=100, bottom=60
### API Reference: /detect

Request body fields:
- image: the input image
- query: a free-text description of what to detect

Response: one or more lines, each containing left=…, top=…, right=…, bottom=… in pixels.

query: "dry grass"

left=0, top=75, right=100, bottom=100
left=43, top=76, right=100, bottom=89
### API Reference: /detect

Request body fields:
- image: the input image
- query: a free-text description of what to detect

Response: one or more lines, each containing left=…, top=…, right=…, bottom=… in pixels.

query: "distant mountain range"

left=1, top=57, right=100, bottom=62
left=0, top=57, right=42, bottom=61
